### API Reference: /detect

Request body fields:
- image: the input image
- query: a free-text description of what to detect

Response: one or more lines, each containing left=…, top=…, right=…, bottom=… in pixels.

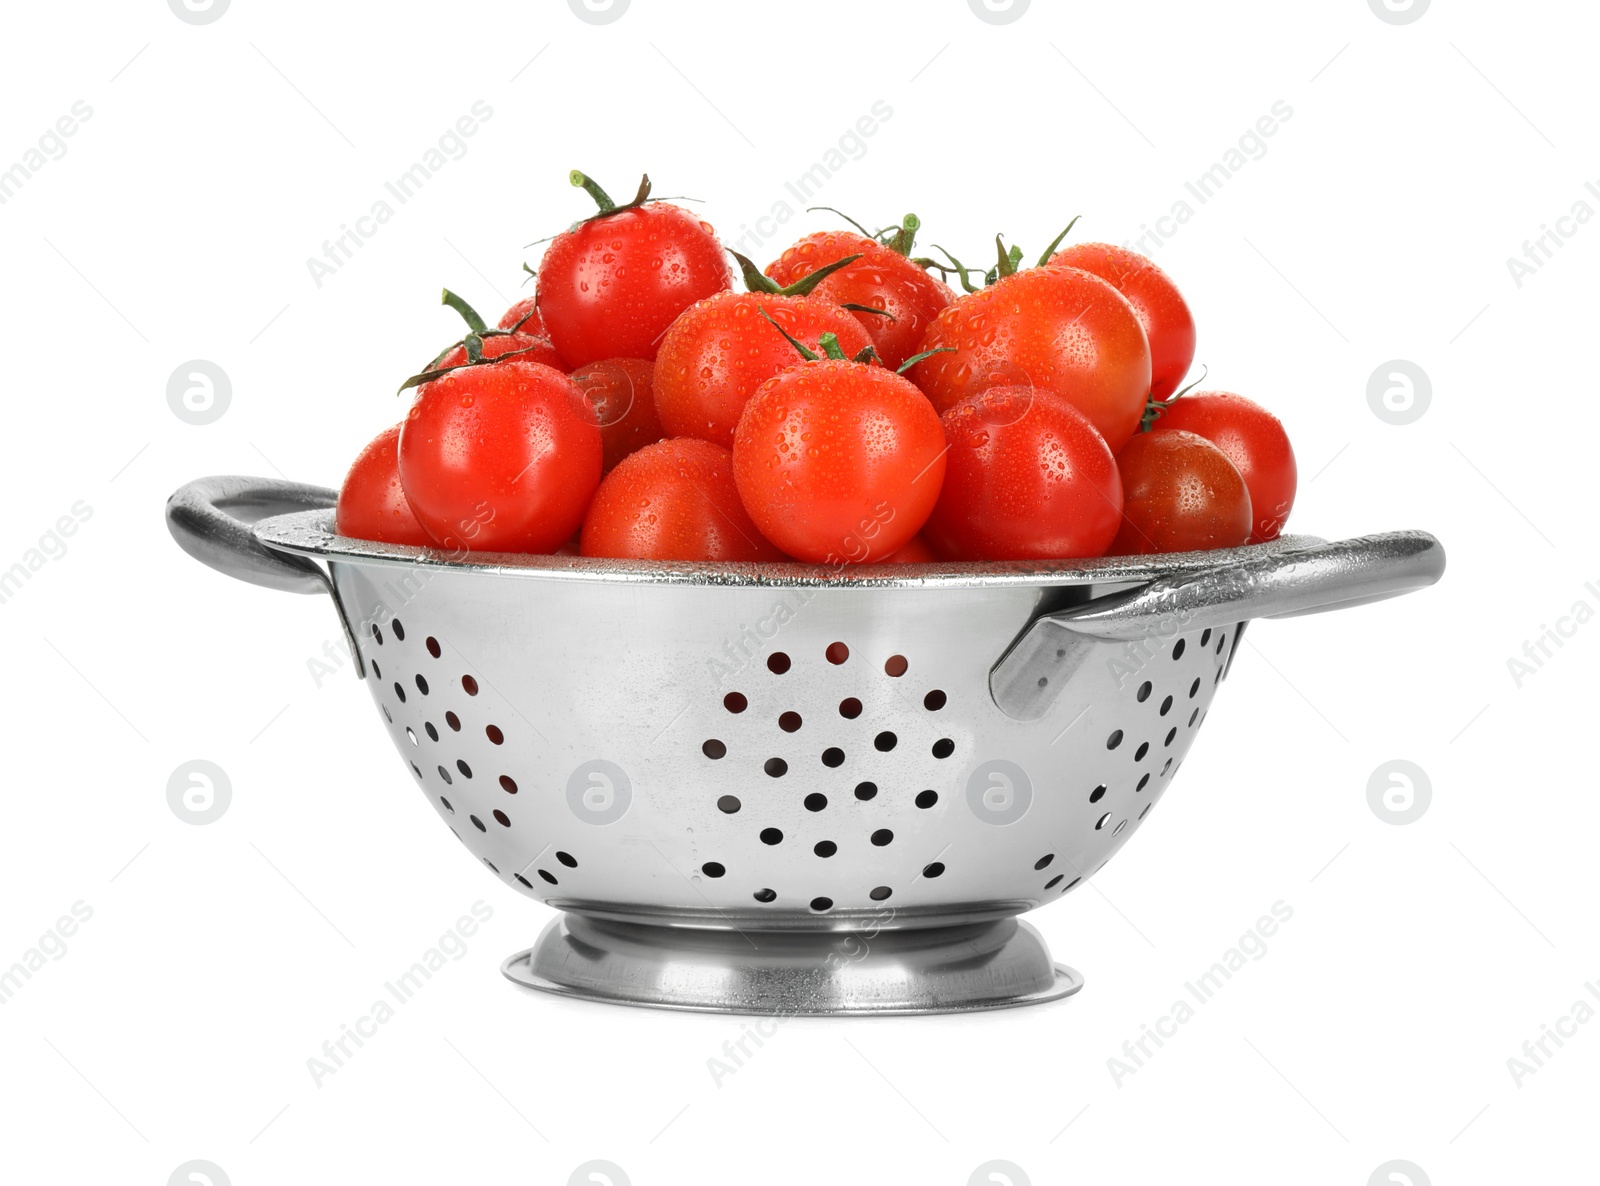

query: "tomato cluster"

left=337, top=171, right=1299, bottom=565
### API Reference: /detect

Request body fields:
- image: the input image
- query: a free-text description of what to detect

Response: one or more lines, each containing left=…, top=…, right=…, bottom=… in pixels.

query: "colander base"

left=501, top=912, right=1083, bottom=1015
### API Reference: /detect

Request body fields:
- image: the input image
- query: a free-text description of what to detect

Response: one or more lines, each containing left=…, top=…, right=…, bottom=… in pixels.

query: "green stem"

left=805, top=205, right=879, bottom=240
left=1138, top=364, right=1208, bottom=431
left=569, top=169, right=616, bottom=212
left=886, top=213, right=921, bottom=256
left=757, top=306, right=820, bottom=361
left=730, top=250, right=862, bottom=296
left=1036, top=215, right=1082, bottom=266
left=897, top=345, right=954, bottom=374
left=817, top=332, right=850, bottom=361
left=441, top=288, right=489, bottom=335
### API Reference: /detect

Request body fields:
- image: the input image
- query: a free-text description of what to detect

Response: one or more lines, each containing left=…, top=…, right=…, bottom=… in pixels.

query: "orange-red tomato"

left=907, top=265, right=1151, bottom=452
left=335, top=424, right=433, bottom=546
left=1148, top=391, right=1296, bottom=543
left=1048, top=243, right=1195, bottom=401
left=1110, top=430, right=1252, bottom=555
left=568, top=358, right=665, bottom=473
left=765, top=231, right=951, bottom=369
left=923, top=387, right=1123, bottom=561
left=654, top=292, right=874, bottom=448
left=733, top=360, right=946, bottom=564
left=883, top=534, right=938, bottom=563
left=399, top=357, right=601, bottom=553
left=581, top=438, right=783, bottom=562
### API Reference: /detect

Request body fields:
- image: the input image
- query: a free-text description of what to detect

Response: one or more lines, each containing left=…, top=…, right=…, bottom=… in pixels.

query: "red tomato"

left=434, top=328, right=564, bottom=373
left=1110, top=430, right=1251, bottom=555
left=908, top=265, right=1151, bottom=452
left=497, top=295, right=545, bottom=337
left=398, top=357, right=601, bottom=553
left=765, top=221, right=951, bottom=369
left=581, top=438, right=783, bottom=562
left=568, top=358, right=664, bottom=473
left=654, top=292, right=874, bottom=448
left=535, top=172, right=733, bottom=367
left=923, top=387, right=1122, bottom=561
left=335, top=424, right=433, bottom=546
left=883, top=534, right=937, bottom=563
left=1148, top=391, right=1296, bottom=543
left=1048, top=243, right=1195, bottom=400
left=733, top=360, right=946, bottom=563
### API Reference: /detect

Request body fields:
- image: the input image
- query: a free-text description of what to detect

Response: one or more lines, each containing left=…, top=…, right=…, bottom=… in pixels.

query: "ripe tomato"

left=923, top=387, right=1122, bottom=561
left=433, top=328, right=563, bottom=373
left=335, top=424, right=433, bottom=546
left=398, top=357, right=601, bottom=553
left=654, top=292, right=874, bottom=448
left=1148, top=391, right=1296, bottom=543
left=733, top=360, right=946, bottom=563
left=497, top=295, right=545, bottom=337
left=568, top=358, right=664, bottom=473
left=907, top=265, right=1151, bottom=452
left=581, top=438, right=783, bottom=562
left=1047, top=243, right=1195, bottom=400
left=765, top=216, right=951, bottom=369
left=884, top=534, right=938, bottom=563
left=1110, top=430, right=1251, bottom=555
left=535, top=172, right=733, bottom=367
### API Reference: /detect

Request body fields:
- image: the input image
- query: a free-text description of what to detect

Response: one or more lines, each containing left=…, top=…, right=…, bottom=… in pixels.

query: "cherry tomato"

left=581, top=438, right=783, bottom=562
left=733, top=360, right=946, bottom=563
left=398, top=357, right=601, bottom=553
left=883, top=534, right=938, bottom=563
left=497, top=295, right=545, bottom=337
left=536, top=172, right=733, bottom=367
left=434, top=328, right=563, bottom=373
left=654, top=292, right=874, bottom=448
left=335, top=424, right=433, bottom=546
left=1048, top=243, right=1195, bottom=400
left=923, top=387, right=1122, bottom=561
left=908, top=265, right=1151, bottom=452
left=568, top=358, right=664, bottom=473
left=1110, top=430, right=1251, bottom=555
left=765, top=218, right=951, bottom=369
left=1148, top=391, right=1296, bottom=543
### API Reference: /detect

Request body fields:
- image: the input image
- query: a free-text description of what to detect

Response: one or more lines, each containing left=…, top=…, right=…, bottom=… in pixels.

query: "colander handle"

left=990, top=530, right=1444, bottom=720
left=166, top=476, right=338, bottom=595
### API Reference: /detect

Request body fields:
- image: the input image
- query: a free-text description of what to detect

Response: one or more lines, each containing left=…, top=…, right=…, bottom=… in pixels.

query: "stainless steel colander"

left=167, top=476, right=1444, bottom=1015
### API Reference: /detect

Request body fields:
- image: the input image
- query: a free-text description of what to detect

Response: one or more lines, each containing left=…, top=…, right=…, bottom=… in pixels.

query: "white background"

left=1, top=0, right=1595, bottom=1182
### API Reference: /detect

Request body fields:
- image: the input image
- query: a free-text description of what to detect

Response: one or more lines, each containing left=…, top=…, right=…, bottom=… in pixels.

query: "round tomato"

left=398, top=357, right=601, bottom=553
left=581, top=438, right=783, bottom=562
left=1110, top=430, right=1251, bottom=555
left=432, top=327, right=563, bottom=373
left=907, top=265, right=1151, bottom=452
left=765, top=217, right=951, bottom=369
left=536, top=172, right=733, bottom=367
left=1148, top=391, right=1296, bottom=543
left=497, top=294, right=545, bottom=337
left=923, top=387, right=1122, bottom=561
left=654, top=292, right=874, bottom=448
left=733, top=360, right=946, bottom=563
left=568, top=358, right=664, bottom=473
left=336, top=424, right=433, bottom=546
left=1048, top=242, right=1195, bottom=400
left=883, top=534, right=938, bottom=563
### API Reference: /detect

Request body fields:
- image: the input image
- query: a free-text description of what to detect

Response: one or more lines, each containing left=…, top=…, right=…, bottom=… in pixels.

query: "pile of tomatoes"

left=337, top=171, right=1298, bottom=566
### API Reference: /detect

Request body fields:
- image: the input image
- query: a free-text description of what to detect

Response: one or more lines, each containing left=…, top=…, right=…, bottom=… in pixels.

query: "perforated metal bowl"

left=168, top=476, right=1444, bottom=1014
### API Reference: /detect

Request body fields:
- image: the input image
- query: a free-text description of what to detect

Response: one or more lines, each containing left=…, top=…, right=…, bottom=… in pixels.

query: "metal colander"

left=168, top=476, right=1444, bottom=1015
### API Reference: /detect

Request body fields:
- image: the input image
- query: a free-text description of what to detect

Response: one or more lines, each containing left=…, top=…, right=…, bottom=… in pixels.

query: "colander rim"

left=255, top=509, right=1323, bottom=590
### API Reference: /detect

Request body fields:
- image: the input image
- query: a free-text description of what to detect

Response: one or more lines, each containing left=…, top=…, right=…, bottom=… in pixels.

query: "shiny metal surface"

left=169, top=476, right=1447, bottom=1013
left=503, top=915, right=1082, bottom=1015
